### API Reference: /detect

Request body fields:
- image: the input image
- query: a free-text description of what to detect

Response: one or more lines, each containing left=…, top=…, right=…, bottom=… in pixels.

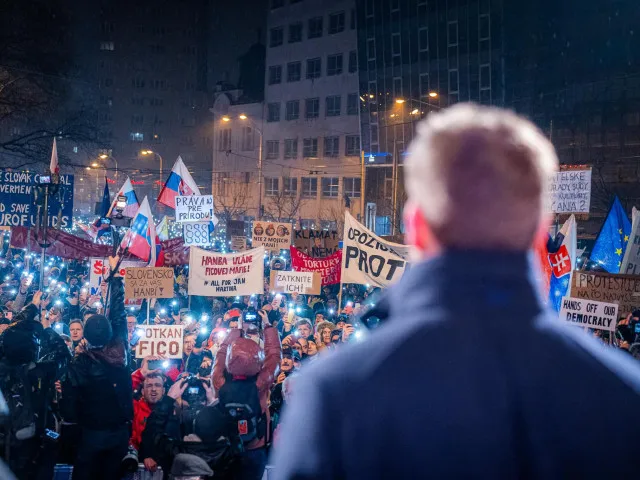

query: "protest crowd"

left=2, top=105, right=640, bottom=480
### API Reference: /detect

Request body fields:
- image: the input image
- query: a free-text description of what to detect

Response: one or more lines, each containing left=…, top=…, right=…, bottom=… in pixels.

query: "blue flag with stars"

left=589, top=196, right=631, bottom=273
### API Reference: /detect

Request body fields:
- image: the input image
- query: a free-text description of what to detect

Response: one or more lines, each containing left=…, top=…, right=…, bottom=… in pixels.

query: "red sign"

left=289, top=246, right=341, bottom=285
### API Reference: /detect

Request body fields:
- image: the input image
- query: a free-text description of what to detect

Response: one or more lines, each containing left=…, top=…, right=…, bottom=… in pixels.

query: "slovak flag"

left=157, top=156, right=201, bottom=209
left=50, top=138, right=59, bottom=174
left=546, top=215, right=577, bottom=311
left=107, top=177, right=140, bottom=218
left=120, top=196, right=157, bottom=265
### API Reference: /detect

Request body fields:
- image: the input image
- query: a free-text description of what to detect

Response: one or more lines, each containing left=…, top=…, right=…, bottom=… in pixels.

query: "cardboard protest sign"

left=341, top=211, right=410, bottom=288
left=89, top=257, right=144, bottom=295
left=546, top=167, right=591, bottom=214
left=290, top=246, right=341, bottom=285
left=136, top=325, right=184, bottom=359
left=252, top=221, right=292, bottom=251
left=183, top=222, right=210, bottom=246
left=231, top=236, right=246, bottom=251
left=175, top=195, right=214, bottom=223
left=125, top=267, right=174, bottom=299
left=570, top=271, right=640, bottom=316
left=0, top=170, right=74, bottom=227
left=559, top=296, right=618, bottom=332
left=188, top=246, right=264, bottom=296
left=270, top=270, right=321, bottom=295
left=293, top=229, right=340, bottom=257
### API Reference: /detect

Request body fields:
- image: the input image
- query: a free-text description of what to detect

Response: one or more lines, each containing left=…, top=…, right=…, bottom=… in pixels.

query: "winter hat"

left=1, top=320, right=43, bottom=364
left=226, top=337, right=264, bottom=376
left=194, top=406, right=230, bottom=444
left=84, top=314, right=112, bottom=348
left=171, top=453, right=213, bottom=477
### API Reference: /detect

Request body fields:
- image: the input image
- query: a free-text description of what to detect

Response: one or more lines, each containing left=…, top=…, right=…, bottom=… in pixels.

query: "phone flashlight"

left=162, top=360, right=169, bottom=369
left=201, top=314, right=209, bottom=321
left=200, top=327, right=208, bottom=335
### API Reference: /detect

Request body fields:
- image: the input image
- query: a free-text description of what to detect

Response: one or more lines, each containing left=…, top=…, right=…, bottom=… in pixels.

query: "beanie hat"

left=226, top=337, right=264, bottom=376
left=171, top=453, right=213, bottom=477
left=84, top=314, right=112, bottom=348
left=194, top=407, right=230, bottom=444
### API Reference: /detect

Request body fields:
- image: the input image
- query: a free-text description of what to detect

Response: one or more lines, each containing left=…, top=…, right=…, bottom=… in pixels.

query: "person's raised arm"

left=256, top=310, right=282, bottom=394
left=105, top=255, right=127, bottom=344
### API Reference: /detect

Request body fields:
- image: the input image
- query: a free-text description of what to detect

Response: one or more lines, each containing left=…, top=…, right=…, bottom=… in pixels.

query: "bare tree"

left=263, top=192, right=306, bottom=222
left=215, top=178, right=250, bottom=222
left=318, top=202, right=347, bottom=234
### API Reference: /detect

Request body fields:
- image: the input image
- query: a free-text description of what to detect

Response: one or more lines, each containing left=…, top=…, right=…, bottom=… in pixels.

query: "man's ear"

left=403, top=201, right=440, bottom=258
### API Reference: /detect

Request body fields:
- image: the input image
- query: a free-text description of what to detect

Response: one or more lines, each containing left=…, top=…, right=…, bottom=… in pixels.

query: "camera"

left=181, top=375, right=210, bottom=405
left=243, top=306, right=258, bottom=323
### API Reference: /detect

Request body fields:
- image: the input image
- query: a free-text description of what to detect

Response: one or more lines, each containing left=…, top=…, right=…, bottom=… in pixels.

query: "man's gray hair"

left=405, top=104, right=558, bottom=250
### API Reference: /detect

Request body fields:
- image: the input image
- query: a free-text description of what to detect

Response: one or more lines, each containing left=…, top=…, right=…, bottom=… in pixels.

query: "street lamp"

left=428, top=91, right=439, bottom=98
left=221, top=116, right=230, bottom=122
left=97, top=153, right=118, bottom=179
left=140, top=150, right=164, bottom=188
left=395, top=98, right=405, bottom=104
left=238, top=114, right=264, bottom=218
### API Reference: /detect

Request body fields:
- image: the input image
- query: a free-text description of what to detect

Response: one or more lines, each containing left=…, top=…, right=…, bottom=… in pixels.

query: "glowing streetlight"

left=99, top=154, right=108, bottom=159
left=222, top=116, right=230, bottom=122
left=140, top=150, right=153, bottom=155
left=395, top=98, right=405, bottom=104
left=91, top=162, right=99, bottom=168
left=239, top=114, right=248, bottom=120
left=368, top=94, right=374, bottom=99
left=85, top=167, right=91, bottom=171
left=428, top=91, right=439, bottom=98
left=410, top=109, right=419, bottom=115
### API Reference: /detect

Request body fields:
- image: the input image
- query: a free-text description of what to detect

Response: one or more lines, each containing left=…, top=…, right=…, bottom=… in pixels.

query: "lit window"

left=129, top=132, right=144, bottom=142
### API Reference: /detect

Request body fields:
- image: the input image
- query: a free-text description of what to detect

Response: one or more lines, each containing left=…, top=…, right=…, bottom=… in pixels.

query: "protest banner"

left=88, top=257, right=145, bottom=295
left=546, top=167, right=591, bottom=214
left=252, top=221, right=292, bottom=251
left=620, top=207, right=640, bottom=275
left=293, top=229, right=340, bottom=257
left=188, top=246, right=264, bottom=296
left=341, top=211, right=410, bottom=288
left=0, top=170, right=74, bottom=228
left=570, top=271, right=640, bottom=315
left=136, top=325, right=184, bottom=359
left=559, top=296, right=618, bottom=332
left=231, top=236, right=246, bottom=251
left=125, top=267, right=174, bottom=299
left=270, top=270, right=321, bottom=295
left=183, top=222, right=210, bottom=246
left=290, top=246, right=341, bottom=285
left=162, top=237, right=190, bottom=266
left=175, top=195, right=214, bottom=223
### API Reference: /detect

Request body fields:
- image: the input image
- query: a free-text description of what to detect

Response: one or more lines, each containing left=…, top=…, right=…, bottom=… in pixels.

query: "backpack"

left=218, top=377, right=266, bottom=444
left=0, top=363, right=37, bottom=444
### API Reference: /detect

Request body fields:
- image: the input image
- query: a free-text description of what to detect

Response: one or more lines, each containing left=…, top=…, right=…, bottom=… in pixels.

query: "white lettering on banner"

left=545, top=168, right=592, bottom=214
left=175, top=195, right=214, bottom=223
left=188, top=246, right=264, bottom=297
left=183, top=222, right=210, bottom=246
left=252, top=222, right=292, bottom=252
left=559, top=296, right=618, bottom=332
left=341, top=211, right=410, bottom=288
left=136, top=325, right=184, bottom=359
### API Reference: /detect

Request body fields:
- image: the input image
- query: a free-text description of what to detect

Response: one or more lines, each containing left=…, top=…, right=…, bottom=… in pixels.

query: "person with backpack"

left=213, top=309, right=281, bottom=480
left=59, top=255, right=132, bottom=480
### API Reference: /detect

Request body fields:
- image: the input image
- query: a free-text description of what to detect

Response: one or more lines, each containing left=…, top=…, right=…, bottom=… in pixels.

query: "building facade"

left=261, top=0, right=363, bottom=230
left=355, top=0, right=504, bottom=234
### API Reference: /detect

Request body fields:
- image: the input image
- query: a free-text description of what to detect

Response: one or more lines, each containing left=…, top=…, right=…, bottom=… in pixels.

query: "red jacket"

left=131, top=397, right=152, bottom=451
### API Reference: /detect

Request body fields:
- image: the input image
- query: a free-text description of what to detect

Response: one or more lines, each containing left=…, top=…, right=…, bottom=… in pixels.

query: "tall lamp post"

left=221, top=114, right=264, bottom=219
left=98, top=153, right=118, bottom=180
left=140, top=149, right=164, bottom=189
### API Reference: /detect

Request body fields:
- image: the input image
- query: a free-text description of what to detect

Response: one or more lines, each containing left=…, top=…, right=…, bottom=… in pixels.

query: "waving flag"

left=90, top=177, right=112, bottom=239
left=107, top=177, right=139, bottom=218
left=50, top=138, right=59, bottom=174
left=589, top=196, right=631, bottom=273
left=120, top=196, right=156, bottom=265
left=156, top=216, right=169, bottom=242
left=547, top=215, right=577, bottom=311
left=157, top=156, right=201, bottom=209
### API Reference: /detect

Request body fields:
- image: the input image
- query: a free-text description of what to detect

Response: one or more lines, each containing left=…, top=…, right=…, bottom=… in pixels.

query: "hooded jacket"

left=61, top=276, right=133, bottom=430
left=213, top=326, right=281, bottom=449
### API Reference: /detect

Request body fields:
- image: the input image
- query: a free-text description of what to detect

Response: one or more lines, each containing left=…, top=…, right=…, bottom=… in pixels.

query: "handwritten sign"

left=183, top=222, right=210, bottom=246
left=125, top=267, right=174, bottom=299
left=175, top=195, right=214, bottom=222
left=188, top=246, right=264, bottom=296
left=231, top=236, right=246, bottom=251
left=546, top=168, right=591, bottom=214
left=252, top=221, right=292, bottom=252
left=290, top=247, right=341, bottom=285
left=89, top=257, right=144, bottom=295
left=559, top=296, right=618, bottom=332
left=570, top=271, right=640, bottom=316
left=135, top=325, right=184, bottom=359
left=270, top=270, right=321, bottom=295
left=293, top=229, right=340, bottom=257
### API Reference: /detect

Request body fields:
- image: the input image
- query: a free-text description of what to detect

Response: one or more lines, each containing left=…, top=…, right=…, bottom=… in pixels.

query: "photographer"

left=213, top=309, right=281, bottom=480
left=59, top=256, right=132, bottom=480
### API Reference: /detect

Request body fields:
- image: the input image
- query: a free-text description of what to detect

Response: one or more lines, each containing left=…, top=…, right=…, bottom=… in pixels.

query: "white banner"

left=135, top=325, right=184, bottom=359
left=188, top=246, right=264, bottom=296
left=559, top=296, right=618, bottom=332
left=183, top=222, right=211, bottom=246
left=620, top=207, right=640, bottom=275
left=252, top=221, right=292, bottom=251
left=175, top=195, right=214, bottom=223
left=546, top=168, right=592, bottom=214
left=341, top=211, right=410, bottom=288
left=88, top=257, right=145, bottom=295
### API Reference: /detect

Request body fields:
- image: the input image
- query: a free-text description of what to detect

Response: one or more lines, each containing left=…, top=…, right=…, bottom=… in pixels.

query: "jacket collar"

left=390, top=249, right=545, bottom=319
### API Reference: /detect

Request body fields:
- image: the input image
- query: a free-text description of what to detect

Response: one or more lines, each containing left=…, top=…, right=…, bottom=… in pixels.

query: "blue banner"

left=0, top=170, right=74, bottom=228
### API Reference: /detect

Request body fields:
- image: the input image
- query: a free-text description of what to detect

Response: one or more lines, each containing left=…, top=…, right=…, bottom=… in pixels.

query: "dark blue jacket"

left=272, top=250, right=640, bottom=479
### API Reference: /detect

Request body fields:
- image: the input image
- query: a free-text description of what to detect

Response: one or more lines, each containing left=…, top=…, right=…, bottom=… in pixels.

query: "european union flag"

left=589, top=196, right=631, bottom=273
